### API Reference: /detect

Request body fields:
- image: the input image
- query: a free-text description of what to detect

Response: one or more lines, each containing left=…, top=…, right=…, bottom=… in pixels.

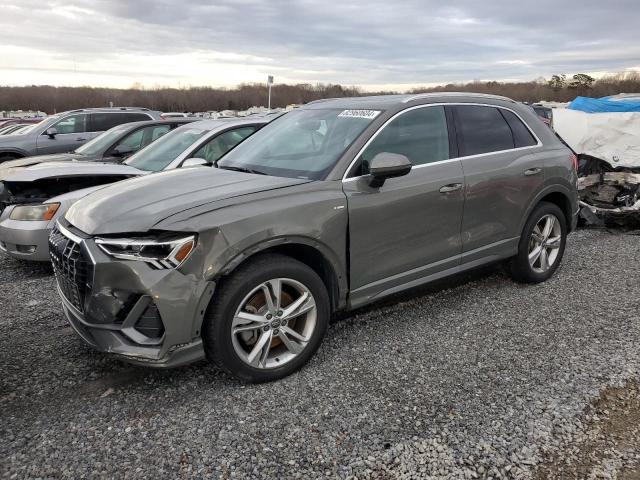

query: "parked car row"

left=0, top=117, right=267, bottom=260
left=0, top=107, right=161, bottom=162
left=1, top=93, right=578, bottom=383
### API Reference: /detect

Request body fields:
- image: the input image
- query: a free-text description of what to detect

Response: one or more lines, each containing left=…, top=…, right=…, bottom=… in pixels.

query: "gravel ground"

left=1, top=228, right=639, bottom=479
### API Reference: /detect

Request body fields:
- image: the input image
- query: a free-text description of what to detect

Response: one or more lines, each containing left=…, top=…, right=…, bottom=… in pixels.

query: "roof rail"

left=306, top=98, right=338, bottom=105
left=402, top=92, right=515, bottom=104
left=66, top=107, right=152, bottom=113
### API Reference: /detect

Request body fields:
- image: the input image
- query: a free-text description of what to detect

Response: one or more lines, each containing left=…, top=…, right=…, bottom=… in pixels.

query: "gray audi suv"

left=51, top=93, right=579, bottom=382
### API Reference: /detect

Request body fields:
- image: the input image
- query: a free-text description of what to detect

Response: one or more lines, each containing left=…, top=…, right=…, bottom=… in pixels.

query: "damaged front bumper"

left=50, top=221, right=215, bottom=368
left=578, top=157, right=640, bottom=227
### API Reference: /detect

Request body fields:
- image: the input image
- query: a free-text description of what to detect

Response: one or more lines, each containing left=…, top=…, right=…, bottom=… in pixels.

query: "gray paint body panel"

left=51, top=93, right=578, bottom=367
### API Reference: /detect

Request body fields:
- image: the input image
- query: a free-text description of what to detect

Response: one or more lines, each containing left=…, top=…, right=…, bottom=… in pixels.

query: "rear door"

left=343, top=105, right=465, bottom=303
left=452, top=104, right=543, bottom=260
left=36, top=113, right=90, bottom=154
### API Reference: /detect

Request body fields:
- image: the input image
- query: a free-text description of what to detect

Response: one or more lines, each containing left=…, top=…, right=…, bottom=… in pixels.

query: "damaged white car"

left=553, top=106, right=640, bottom=227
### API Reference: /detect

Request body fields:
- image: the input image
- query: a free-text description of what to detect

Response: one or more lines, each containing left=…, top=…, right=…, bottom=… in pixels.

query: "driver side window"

left=354, top=106, right=449, bottom=176
left=51, top=114, right=88, bottom=135
left=191, top=127, right=256, bottom=163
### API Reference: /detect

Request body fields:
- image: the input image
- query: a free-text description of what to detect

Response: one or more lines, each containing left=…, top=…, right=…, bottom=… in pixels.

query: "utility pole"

left=267, top=75, right=274, bottom=110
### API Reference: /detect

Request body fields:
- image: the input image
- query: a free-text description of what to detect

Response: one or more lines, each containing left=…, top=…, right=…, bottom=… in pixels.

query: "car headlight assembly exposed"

left=10, top=203, right=60, bottom=221
left=95, top=234, right=196, bottom=269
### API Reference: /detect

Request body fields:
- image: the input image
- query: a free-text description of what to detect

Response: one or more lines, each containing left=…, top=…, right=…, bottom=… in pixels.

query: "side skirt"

left=347, top=237, right=518, bottom=310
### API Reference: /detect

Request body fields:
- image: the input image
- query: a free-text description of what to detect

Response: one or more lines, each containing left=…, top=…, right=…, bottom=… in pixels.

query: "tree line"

left=1, top=72, right=639, bottom=114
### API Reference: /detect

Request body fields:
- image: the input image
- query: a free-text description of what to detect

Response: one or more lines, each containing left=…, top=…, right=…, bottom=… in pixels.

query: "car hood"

left=1, top=161, right=143, bottom=183
left=0, top=153, right=85, bottom=181
left=65, top=167, right=312, bottom=235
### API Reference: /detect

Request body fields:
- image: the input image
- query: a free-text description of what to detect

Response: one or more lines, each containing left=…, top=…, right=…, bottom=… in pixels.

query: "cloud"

left=1, top=0, right=638, bottom=89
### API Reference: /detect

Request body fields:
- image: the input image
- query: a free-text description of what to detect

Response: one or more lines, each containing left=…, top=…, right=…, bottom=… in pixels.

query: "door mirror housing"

left=182, top=157, right=209, bottom=168
left=112, top=144, right=134, bottom=157
left=45, top=127, right=58, bottom=138
left=368, top=152, right=412, bottom=187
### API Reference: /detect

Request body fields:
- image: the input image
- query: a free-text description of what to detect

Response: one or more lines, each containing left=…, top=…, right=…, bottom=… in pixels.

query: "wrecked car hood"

left=2, top=161, right=143, bottom=183
left=65, top=167, right=311, bottom=235
left=553, top=109, right=640, bottom=169
left=0, top=153, right=86, bottom=181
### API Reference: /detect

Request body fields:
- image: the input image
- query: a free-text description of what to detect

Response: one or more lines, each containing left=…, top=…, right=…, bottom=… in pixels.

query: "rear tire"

left=202, top=254, right=330, bottom=383
left=509, top=202, right=567, bottom=284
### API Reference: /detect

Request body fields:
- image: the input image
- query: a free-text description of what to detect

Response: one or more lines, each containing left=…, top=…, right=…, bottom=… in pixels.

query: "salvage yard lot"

left=1, top=228, right=639, bottom=478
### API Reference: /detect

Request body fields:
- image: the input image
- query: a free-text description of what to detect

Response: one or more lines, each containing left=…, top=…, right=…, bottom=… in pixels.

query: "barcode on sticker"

left=338, top=110, right=381, bottom=119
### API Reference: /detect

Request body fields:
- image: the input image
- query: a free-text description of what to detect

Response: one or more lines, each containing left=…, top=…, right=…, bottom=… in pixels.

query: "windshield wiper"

left=218, top=165, right=268, bottom=176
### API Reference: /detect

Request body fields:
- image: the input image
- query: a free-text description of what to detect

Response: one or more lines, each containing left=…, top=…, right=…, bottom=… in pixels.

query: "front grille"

left=49, top=226, right=92, bottom=312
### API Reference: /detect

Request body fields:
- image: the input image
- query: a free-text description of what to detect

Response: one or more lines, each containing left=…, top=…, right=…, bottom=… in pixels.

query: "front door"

left=343, top=105, right=465, bottom=306
left=37, top=113, right=91, bottom=154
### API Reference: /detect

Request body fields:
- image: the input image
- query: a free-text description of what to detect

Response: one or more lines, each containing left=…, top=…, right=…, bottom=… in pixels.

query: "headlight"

left=95, top=233, right=196, bottom=269
left=10, top=203, right=60, bottom=221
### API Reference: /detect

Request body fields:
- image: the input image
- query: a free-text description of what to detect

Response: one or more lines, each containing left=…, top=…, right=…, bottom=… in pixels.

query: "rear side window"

left=122, top=113, right=152, bottom=123
left=90, top=113, right=151, bottom=132
left=500, top=110, right=538, bottom=148
left=454, top=105, right=514, bottom=156
left=358, top=106, right=449, bottom=174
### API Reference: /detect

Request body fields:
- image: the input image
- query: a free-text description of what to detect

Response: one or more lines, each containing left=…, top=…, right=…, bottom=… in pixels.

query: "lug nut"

left=273, top=329, right=280, bottom=335
left=263, top=325, right=270, bottom=331
left=266, top=314, right=273, bottom=320
left=277, top=310, right=283, bottom=316
left=281, top=319, right=287, bottom=326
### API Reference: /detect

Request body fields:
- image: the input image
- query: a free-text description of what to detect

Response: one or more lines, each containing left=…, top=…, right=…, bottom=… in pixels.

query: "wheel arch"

left=0, top=148, right=28, bottom=159
left=214, top=236, right=348, bottom=312
left=519, top=185, right=575, bottom=235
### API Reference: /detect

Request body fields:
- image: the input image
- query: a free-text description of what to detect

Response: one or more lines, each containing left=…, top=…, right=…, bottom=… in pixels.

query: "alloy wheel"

left=231, top=278, right=317, bottom=369
left=528, top=213, right=562, bottom=273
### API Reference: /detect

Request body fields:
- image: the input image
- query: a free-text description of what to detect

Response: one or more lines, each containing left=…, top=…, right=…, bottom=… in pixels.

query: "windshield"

left=125, top=126, right=208, bottom=171
left=75, top=124, right=131, bottom=156
left=218, top=108, right=379, bottom=179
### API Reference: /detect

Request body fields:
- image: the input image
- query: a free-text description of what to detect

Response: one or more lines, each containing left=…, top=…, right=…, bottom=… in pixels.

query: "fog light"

left=16, top=245, right=36, bottom=254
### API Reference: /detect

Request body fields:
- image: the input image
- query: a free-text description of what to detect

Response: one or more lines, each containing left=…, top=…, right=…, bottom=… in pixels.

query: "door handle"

left=524, top=167, right=542, bottom=176
left=76, top=138, right=87, bottom=142
left=439, top=183, right=462, bottom=193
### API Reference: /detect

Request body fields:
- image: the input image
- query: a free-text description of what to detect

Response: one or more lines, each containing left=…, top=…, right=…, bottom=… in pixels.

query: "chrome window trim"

left=341, top=102, right=542, bottom=182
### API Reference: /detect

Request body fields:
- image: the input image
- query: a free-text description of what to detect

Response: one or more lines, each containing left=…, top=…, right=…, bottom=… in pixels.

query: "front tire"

left=202, top=254, right=330, bottom=383
left=509, top=202, right=567, bottom=283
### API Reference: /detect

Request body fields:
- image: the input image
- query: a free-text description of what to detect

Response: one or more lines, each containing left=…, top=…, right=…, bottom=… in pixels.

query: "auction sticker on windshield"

left=338, top=110, right=381, bottom=119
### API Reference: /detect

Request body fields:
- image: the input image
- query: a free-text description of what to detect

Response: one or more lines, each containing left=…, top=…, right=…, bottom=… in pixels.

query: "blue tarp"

left=568, top=96, right=640, bottom=113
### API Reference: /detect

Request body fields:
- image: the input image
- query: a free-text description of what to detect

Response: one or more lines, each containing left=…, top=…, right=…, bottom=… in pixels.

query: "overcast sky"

left=1, top=0, right=639, bottom=91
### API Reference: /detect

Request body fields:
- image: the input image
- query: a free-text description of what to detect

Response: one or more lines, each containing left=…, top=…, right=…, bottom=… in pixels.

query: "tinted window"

left=191, top=127, right=256, bottom=163
left=501, top=110, right=537, bottom=148
left=122, top=113, right=152, bottom=123
left=52, top=114, right=87, bottom=134
left=358, top=106, right=449, bottom=174
left=455, top=105, right=514, bottom=156
left=90, top=113, right=126, bottom=132
left=90, top=112, right=151, bottom=132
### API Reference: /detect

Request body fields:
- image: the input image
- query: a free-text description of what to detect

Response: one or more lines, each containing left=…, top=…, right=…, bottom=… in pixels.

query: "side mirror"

left=45, top=127, right=58, bottom=138
left=182, top=157, right=209, bottom=168
left=112, top=144, right=134, bottom=157
left=368, top=152, right=412, bottom=188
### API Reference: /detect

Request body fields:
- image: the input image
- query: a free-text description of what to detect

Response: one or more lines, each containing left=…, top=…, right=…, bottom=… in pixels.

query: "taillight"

left=570, top=153, right=578, bottom=171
